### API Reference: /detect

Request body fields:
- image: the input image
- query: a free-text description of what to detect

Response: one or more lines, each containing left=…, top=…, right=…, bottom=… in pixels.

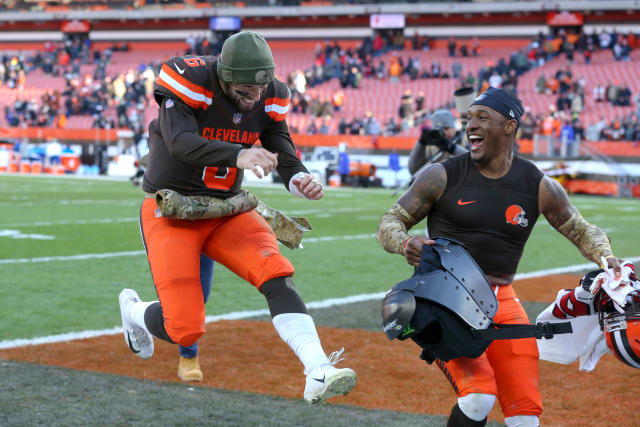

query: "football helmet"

left=595, top=280, right=640, bottom=369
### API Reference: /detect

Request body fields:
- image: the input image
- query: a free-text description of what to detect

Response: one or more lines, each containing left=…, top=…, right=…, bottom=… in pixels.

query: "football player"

left=118, top=31, right=356, bottom=404
left=376, top=87, right=621, bottom=426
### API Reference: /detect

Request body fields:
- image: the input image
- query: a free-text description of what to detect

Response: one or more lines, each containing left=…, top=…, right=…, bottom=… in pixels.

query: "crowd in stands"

left=285, top=29, right=467, bottom=91
left=2, top=25, right=639, bottom=149
left=3, top=35, right=158, bottom=137
left=524, top=28, right=639, bottom=143
left=280, top=29, right=524, bottom=137
left=282, top=26, right=639, bottom=144
left=185, top=31, right=237, bottom=57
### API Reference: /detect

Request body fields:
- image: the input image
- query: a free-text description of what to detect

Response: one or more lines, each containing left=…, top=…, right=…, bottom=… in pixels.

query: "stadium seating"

left=1, top=43, right=638, bottom=139
left=518, top=49, right=639, bottom=124
left=276, top=46, right=516, bottom=136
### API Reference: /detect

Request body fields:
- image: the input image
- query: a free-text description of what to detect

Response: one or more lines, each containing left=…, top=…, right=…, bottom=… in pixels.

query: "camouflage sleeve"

left=541, top=176, right=613, bottom=267
left=376, top=163, right=446, bottom=255
left=376, top=203, right=419, bottom=255
left=155, top=189, right=258, bottom=220
left=557, top=210, right=614, bottom=267
left=255, top=201, right=312, bottom=250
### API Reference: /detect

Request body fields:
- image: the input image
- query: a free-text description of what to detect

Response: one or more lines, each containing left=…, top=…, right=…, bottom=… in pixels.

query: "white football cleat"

left=304, top=348, right=357, bottom=404
left=119, top=288, right=154, bottom=359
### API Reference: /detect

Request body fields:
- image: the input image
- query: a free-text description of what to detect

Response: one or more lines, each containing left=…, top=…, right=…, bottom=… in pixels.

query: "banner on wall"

left=547, top=11, right=584, bottom=27
left=61, top=20, right=90, bottom=33
left=370, top=14, right=405, bottom=29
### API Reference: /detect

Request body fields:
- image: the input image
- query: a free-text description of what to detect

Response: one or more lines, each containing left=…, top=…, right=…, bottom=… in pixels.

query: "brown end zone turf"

left=1, top=274, right=637, bottom=426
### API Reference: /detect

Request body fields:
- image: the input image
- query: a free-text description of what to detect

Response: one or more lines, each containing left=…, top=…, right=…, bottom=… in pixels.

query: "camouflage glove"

left=255, top=201, right=312, bottom=249
left=155, top=189, right=258, bottom=220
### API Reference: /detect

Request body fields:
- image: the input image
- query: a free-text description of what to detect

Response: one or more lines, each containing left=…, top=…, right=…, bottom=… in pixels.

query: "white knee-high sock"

left=458, top=393, right=496, bottom=421
left=272, top=313, right=329, bottom=375
left=505, top=416, right=539, bottom=427
left=129, top=300, right=156, bottom=335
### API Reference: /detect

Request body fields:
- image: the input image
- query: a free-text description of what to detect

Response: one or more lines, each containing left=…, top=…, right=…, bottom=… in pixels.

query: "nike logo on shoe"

left=126, top=332, right=141, bottom=354
left=174, top=63, right=185, bottom=74
left=457, top=199, right=477, bottom=206
left=312, top=375, right=326, bottom=383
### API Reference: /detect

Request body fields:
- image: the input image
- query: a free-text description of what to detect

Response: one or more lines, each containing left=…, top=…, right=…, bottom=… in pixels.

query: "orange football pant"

left=140, top=198, right=295, bottom=347
left=435, top=284, right=542, bottom=418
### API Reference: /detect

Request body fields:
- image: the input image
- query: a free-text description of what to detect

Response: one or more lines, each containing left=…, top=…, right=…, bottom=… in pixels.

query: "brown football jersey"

left=427, top=153, right=544, bottom=281
left=142, top=55, right=307, bottom=197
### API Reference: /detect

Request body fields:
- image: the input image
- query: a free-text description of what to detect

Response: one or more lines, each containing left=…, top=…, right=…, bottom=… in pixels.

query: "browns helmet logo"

left=255, top=70, right=270, bottom=84
left=505, top=204, right=528, bottom=227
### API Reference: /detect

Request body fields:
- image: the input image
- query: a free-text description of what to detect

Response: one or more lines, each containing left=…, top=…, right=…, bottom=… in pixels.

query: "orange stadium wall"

left=293, top=135, right=532, bottom=152
left=3, top=129, right=640, bottom=199
left=563, top=179, right=619, bottom=197
left=0, top=127, right=123, bottom=144
left=3, top=127, right=640, bottom=159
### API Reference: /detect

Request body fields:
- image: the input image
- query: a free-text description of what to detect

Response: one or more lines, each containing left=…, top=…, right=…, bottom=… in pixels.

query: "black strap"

left=470, top=321, right=573, bottom=341
left=420, top=349, right=436, bottom=365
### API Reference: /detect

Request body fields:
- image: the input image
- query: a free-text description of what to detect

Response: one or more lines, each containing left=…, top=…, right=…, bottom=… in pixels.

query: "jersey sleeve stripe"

left=157, top=74, right=209, bottom=109
left=264, top=97, right=289, bottom=121
left=162, top=64, right=213, bottom=99
left=266, top=111, right=287, bottom=122
left=265, top=97, right=290, bottom=108
left=157, top=66, right=212, bottom=109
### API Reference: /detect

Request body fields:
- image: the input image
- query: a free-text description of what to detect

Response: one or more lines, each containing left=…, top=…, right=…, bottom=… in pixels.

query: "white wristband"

left=289, top=172, right=307, bottom=198
left=236, top=148, right=246, bottom=162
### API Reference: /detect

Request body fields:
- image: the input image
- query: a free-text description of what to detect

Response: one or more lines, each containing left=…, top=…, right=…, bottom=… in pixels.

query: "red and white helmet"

left=504, top=204, right=528, bottom=227
left=596, top=281, right=640, bottom=368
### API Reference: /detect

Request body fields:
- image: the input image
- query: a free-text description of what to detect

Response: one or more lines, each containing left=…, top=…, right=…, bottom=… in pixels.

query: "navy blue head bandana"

left=469, top=87, right=524, bottom=125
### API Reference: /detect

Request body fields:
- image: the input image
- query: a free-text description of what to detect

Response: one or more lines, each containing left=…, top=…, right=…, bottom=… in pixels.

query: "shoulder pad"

left=264, top=78, right=290, bottom=122
left=392, top=238, right=497, bottom=329
left=155, top=56, right=213, bottom=110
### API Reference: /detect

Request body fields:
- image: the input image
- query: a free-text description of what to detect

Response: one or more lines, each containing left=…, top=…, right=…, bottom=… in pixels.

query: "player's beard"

left=233, top=94, right=258, bottom=111
left=221, top=81, right=263, bottom=112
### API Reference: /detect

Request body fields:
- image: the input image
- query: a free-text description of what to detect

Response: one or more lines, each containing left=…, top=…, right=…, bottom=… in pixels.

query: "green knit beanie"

left=217, top=31, right=275, bottom=85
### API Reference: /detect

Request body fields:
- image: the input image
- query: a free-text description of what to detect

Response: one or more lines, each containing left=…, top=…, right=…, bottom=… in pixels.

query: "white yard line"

left=0, top=251, right=146, bottom=264
left=0, top=199, right=139, bottom=207
left=1, top=218, right=139, bottom=228
left=0, top=235, right=379, bottom=264
left=2, top=256, right=639, bottom=350
left=515, top=256, right=640, bottom=279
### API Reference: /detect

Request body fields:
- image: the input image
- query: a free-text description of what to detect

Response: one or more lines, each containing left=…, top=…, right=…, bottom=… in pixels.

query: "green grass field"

left=1, top=174, right=639, bottom=341
left=0, top=174, right=638, bottom=426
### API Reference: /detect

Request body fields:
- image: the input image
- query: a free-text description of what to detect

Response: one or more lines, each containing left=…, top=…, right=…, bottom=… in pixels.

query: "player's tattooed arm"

left=539, top=175, right=614, bottom=266
left=399, top=162, right=447, bottom=221
left=539, top=176, right=574, bottom=229
left=376, top=163, right=446, bottom=255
